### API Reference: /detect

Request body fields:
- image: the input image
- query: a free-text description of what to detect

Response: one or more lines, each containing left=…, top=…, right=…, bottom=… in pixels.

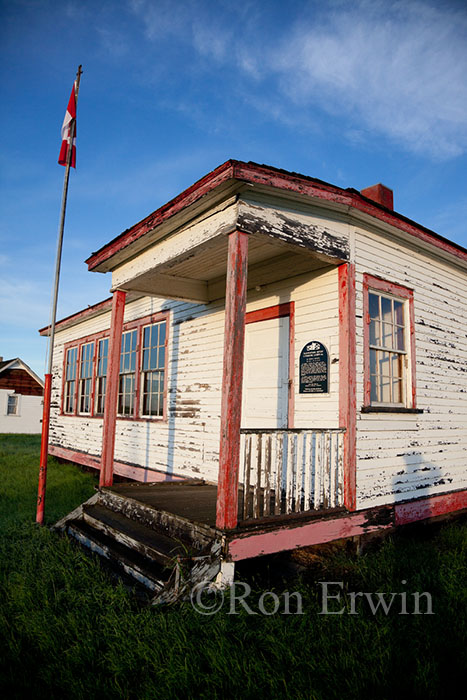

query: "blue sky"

left=1, top=0, right=466, bottom=377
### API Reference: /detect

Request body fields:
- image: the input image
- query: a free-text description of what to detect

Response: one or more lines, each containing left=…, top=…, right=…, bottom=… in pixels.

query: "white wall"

left=50, top=266, right=341, bottom=482
left=354, top=227, right=467, bottom=509
left=0, top=389, right=43, bottom=434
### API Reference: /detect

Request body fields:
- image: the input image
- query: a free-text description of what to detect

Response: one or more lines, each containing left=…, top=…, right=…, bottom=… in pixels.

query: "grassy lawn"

left=0, top=434, right=466, bottom=699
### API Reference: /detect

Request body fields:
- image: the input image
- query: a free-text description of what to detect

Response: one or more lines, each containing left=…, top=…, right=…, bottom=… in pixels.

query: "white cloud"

left=126, top=0, right=467, bottom=159
left=268, top=1, right=467, bottom=158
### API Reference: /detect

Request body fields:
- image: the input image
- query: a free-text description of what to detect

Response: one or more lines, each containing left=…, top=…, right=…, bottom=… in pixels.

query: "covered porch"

left=89, top=179, right=356, bottom=532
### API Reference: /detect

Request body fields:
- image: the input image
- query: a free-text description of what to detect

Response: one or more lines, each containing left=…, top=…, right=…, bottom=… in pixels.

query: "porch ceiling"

left=114, top=233, right=330, bottom=303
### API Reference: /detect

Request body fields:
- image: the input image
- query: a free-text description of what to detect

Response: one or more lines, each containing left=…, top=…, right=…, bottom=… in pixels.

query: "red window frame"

left=60, top=310, right=169, bottom=421
left=362, top=274, right=416, bottom=409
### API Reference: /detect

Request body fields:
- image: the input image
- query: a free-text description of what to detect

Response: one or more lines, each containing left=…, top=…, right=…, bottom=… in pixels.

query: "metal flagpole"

left=36, top=65, right=83, bottom=525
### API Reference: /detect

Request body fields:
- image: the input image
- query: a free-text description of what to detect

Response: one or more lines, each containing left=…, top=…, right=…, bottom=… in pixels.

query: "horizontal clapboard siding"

left=50, top=267, right=340, bottom=483
left=355, top=228, right=467, bottom=508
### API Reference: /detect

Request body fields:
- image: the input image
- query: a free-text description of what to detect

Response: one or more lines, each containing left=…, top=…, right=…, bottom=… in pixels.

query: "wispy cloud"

left=128, top=0, right=467, bottom=160
left=268, top=1, right=467, bottom=159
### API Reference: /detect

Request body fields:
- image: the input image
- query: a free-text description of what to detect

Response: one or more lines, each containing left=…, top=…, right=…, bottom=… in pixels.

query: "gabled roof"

left=85, top=159, right=467, bottom=273
left=0, top=358, right=44, bottom=388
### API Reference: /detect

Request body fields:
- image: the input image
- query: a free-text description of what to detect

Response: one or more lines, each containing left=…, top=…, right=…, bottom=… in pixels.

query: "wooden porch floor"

left=106, top=480, right=346, bottom=533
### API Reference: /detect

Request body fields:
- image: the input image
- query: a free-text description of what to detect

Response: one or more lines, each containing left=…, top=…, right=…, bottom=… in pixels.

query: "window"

left=118, top=330, right=137, bottom=416
left=369, top=292, right=405, bottom=404
left=64, top=347, right=78, bottom=413
left=78, top=342, right=94, bottom=414
left=95, top=338, right=108, bottom=415
left=61, top=312, right=168, bottom=420
left=141, top=321, right=166, bottom=417
left=7, top=394, right=18, bottom=415
left=363, top=275, right=416, bottom=409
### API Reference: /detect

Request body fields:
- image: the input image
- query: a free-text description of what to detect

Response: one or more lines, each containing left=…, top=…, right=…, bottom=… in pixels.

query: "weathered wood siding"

left=355, top=228, right=467, bottom=508
left=0, top=368, right=43, bottom=396
left=50, top=266, right=340, bottom=482
left=237, top=198, right=350, bottom=263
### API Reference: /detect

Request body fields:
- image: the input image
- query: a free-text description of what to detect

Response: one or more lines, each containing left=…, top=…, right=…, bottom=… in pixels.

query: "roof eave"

left=85, top=160, right=467, bottom=274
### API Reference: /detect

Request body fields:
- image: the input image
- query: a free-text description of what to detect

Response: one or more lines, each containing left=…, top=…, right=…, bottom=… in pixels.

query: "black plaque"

left=299, top=341, right=329, bottom=394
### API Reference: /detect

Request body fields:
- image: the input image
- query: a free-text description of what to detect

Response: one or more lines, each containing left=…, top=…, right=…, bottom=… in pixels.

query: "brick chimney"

left=360, top=183, right=393, bottom=210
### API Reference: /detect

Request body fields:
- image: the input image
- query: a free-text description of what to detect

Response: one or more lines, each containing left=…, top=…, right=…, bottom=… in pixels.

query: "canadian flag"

left=58, top=82, right=77, bottom=168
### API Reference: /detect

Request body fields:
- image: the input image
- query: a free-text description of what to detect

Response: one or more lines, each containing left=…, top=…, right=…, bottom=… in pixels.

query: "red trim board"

left=39, top=297, right=113, bottom=336
left=229, top=510, right=393, bottom=561
left=48, top=444, right=185, bottom=483
left=228, top=489, right=467, bottom=561
left=395, top=490, right=467, bottom=525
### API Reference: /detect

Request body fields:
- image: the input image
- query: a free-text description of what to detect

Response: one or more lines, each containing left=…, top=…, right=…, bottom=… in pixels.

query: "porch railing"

left=239, top=428, right=345, bottom=520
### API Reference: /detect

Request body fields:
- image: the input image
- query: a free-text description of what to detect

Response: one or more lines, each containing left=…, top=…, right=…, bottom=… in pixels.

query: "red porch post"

left=100, top=289, right=126, bottom=487
left=338, top=263, right=357, bottom=511
left=216, top=231, right=249, bottom=530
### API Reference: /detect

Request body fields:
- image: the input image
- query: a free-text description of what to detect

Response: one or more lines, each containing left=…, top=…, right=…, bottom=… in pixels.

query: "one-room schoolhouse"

left=41, top=161, right=467, bottom=600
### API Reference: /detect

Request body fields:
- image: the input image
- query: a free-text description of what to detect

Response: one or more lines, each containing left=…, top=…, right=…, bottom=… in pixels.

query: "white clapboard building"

left=0, top=358, right=44, bottom=433
left=42, top=161, right=467, bottom=600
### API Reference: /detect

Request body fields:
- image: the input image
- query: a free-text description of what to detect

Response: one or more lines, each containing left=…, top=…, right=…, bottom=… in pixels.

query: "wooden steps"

left=54, top=485, right=223, bottom=603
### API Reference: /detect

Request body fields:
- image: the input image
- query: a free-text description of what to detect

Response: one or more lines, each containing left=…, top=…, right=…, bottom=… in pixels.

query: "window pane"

left=378, top=351, right=391, bottom=377
left=382, top=322, right=393, bottom=349
left=97, top=338, right=108, bottom=376
left=392, top=379, right=402, bottom=403
left=381, top=296, right=392, bottom=324
left=394, top=300, right=404, bottom=325
left=391, top=353, right=403, bottom=380
left=380, top=376, right=391, bottom=403
left=396, top=326, right=405, bottom=351
left=370, top=376, right=378, bottom=403
left=96, top=377, right=107, bottom=415
left=369, top=319, right=380, bottom=346
left=369, top=293, right=379, bottom=319
left=118, top=374, right=135, bottom=415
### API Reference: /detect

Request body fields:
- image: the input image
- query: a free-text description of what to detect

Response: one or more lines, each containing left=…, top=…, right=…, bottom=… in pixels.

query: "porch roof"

left=86, top=160, right=467, bottom=275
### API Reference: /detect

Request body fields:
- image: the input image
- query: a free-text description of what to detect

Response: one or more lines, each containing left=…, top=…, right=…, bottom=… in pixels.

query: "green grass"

left=1, top=435, right=466, bottom=699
